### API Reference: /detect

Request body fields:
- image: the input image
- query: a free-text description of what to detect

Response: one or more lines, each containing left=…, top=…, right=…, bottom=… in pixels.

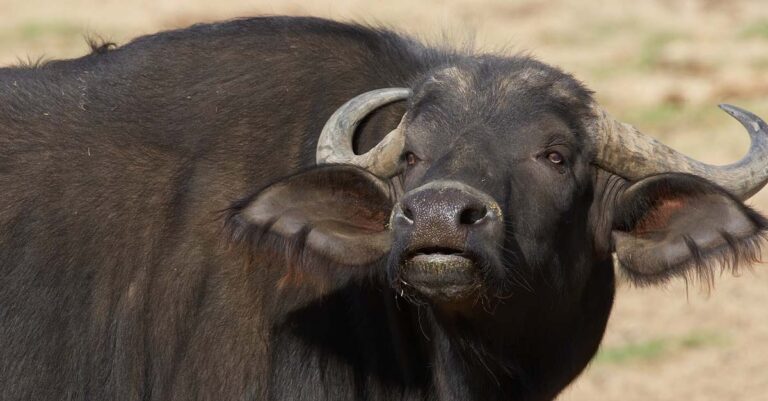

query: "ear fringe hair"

left=617, top=224, right=767, bottom=290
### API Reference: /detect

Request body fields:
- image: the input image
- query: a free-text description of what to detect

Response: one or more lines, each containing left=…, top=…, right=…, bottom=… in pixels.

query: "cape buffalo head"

left=230, top=58, right=768, bottom=313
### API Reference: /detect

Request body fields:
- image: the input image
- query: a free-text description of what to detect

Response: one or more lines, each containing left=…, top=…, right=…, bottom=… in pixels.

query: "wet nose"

left=392, top=181, right=501, bottom=248
left=397, top=190, right=489, bottom=227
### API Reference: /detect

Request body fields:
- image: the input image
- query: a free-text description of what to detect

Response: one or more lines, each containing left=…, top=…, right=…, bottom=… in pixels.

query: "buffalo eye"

left=405, top=152, right=419, bottom=166
left=546, top=151, right=564, bottom=165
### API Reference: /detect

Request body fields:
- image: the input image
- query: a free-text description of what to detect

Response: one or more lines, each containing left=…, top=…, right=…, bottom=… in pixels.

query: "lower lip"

left=400, top=254, right=479, bottom=299
left=404, top=254, right=474, bottom=273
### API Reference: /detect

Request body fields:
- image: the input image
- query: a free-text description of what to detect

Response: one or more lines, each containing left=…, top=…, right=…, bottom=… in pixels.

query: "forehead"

left=411, top=58, right=590, bottom=111
left=405, top=58, right=592, bottom=142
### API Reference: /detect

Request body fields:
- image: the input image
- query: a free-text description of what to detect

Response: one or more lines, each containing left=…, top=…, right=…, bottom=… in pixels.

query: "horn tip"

left=718, top=103, right=766, bottom=133
left=718, top=103, right=740, bottom=116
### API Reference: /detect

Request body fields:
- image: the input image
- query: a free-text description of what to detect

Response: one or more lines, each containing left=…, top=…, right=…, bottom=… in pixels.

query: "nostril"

left=402, top=206, right=414, bottom=222
left=459, top=205, right=488, bottom=225
left=395, top=205, right=414, bottom=225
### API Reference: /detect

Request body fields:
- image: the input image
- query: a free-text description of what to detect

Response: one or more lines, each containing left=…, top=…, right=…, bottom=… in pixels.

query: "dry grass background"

left=1, top=0, right=767, bottom=399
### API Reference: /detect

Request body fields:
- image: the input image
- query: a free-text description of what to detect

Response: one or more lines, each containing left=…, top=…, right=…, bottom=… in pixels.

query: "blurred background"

left=1, top=0, right=766, bottom=399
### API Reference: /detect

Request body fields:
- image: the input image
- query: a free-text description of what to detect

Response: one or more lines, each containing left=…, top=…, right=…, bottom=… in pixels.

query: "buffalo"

left=1, top=16, right=766, bottom=401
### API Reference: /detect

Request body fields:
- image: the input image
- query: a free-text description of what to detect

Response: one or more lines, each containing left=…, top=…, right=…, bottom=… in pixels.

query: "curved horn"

left=316, top=88, right=411, bottom=178
left=591, top=103, right=768, bottom=199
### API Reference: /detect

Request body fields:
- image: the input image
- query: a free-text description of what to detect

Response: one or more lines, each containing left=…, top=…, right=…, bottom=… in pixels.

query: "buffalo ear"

left=611, top=174, right=768, bottom=286
left=228, top=165, right=394, bottom=274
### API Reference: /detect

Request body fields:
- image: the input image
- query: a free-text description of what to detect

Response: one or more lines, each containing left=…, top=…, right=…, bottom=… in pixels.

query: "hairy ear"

left=227, top=166, right=394, bottom=286
left=612, top=174, right=767, bottom=286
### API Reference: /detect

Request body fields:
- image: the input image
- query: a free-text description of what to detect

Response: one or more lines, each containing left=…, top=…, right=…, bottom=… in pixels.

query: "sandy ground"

left=1, top=1, right=766, bottom=399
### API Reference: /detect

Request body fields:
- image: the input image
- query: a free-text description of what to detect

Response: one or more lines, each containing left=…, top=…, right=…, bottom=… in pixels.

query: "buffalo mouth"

left=399, top=248, right=480, bottom=301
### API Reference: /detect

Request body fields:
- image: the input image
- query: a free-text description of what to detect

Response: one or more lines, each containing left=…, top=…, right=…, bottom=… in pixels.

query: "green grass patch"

left=0, top=20, right=84, bottom=46
left=618, top=101, right=726, bottom=134
left=594, top=338, right=670, bottom=364
left=625, top=101, right=685, bottom=126
left=594, top=331, right=728, bottom=366
left=18, top=21, right=83, bottom=40
left=740, top=19, right=768, bottom=39
left=751, top=57, right=768, bottom=70
left=636, top=31, right=684, bottom=71
left=678, top=331, right=730, bottom=350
